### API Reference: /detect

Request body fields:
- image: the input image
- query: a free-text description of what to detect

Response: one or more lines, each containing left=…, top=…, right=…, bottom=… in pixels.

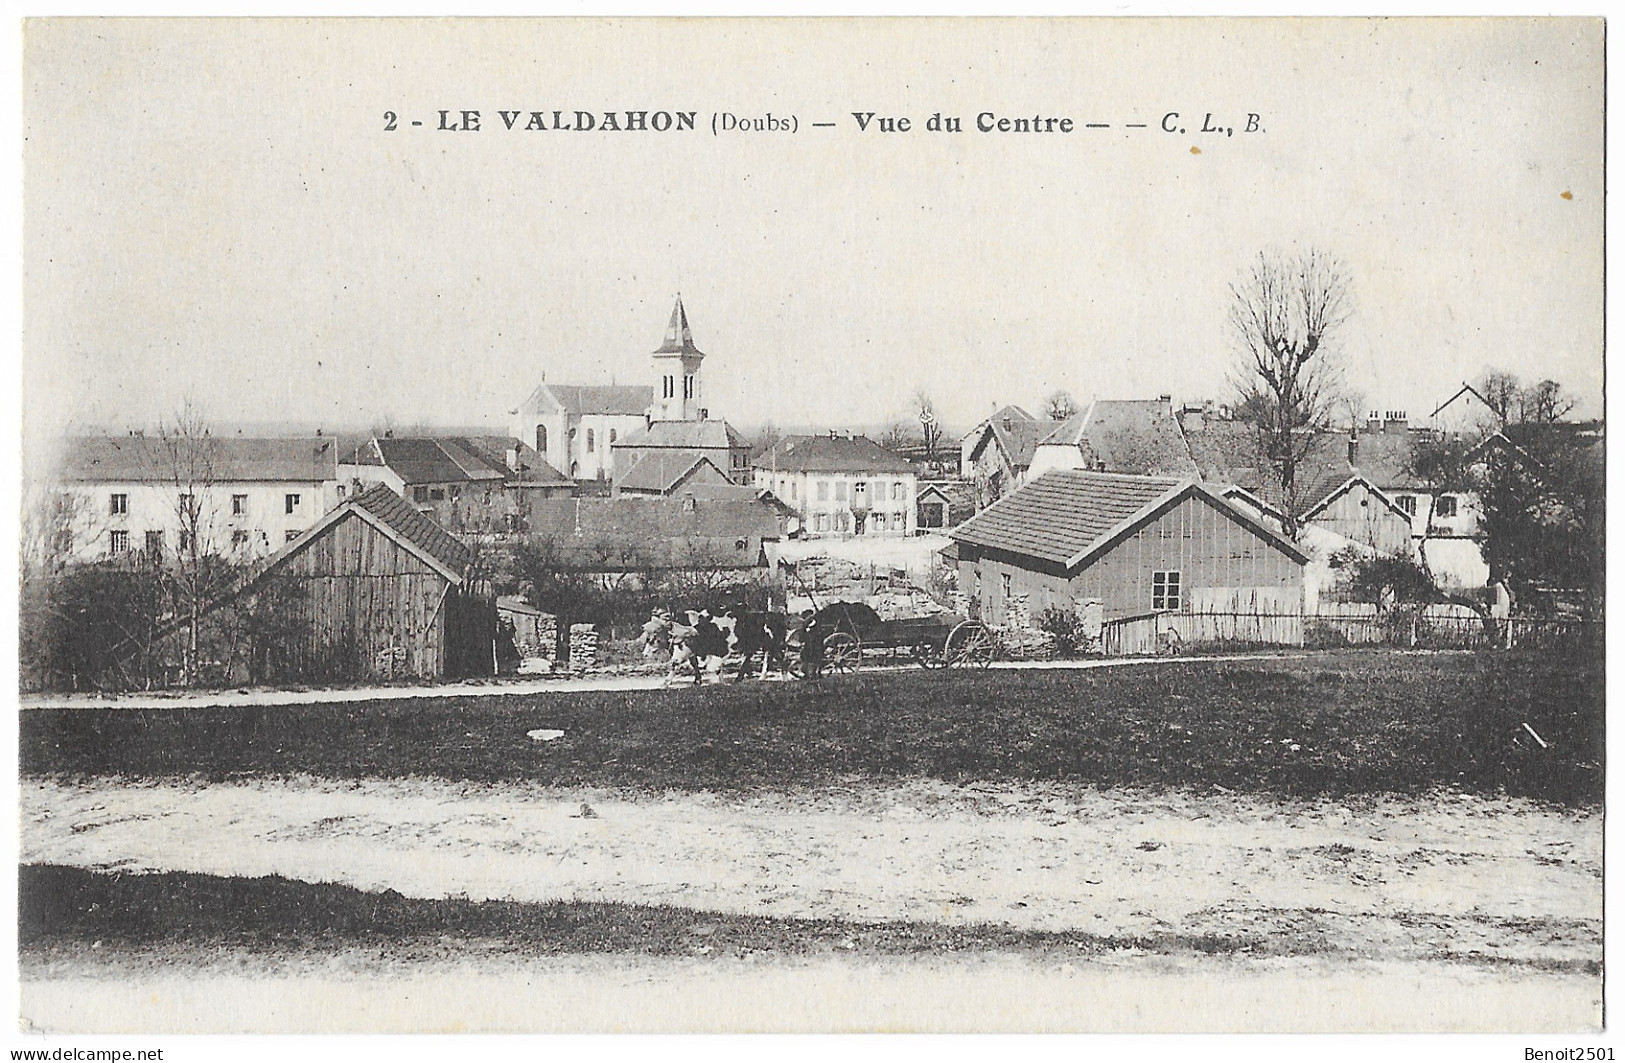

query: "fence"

left=1098, top=604, right=1602, bottom=657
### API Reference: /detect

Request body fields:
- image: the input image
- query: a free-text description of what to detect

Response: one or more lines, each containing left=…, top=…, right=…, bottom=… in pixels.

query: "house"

left=212, top=484, right=494, bottom=683
left=613, top=450, right=735, bottom=497
left=950, top=470, right=1309, bottom=626
left=611, top=418, right=753, bottom=488
left=53, top=435, right=343, bottom=562
left=959, top=405, right=1044, bottom=505
left=753, top=432, right=918, bottom=537
left=340, top=435, right=572, bottom=535
left=509, top=296, right=726, bottom=482
left=915, top=480, right=977, bottom=531
left=1029, top=398, right=1201, bottom=479
left=526, top=494, right=788, bottom=579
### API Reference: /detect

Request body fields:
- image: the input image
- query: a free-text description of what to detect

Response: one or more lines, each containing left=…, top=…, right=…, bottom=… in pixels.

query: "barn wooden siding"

left=959, top=493, right=1303, bottom=624
left=1310, top=483, right=1412, bottom=556
left=254, top=510, right=454, bottom=681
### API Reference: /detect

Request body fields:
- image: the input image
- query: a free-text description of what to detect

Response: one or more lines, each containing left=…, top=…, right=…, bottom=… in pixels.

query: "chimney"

left=828, top=429, right=838, bottom=439
left=1384, top=410, right=1408, bottom=433
left=1158, top=393, right=1172, bottom=407
left=1347, top=431, right=1358, bottom=465
left=1367, top=411, right=1382, bottom=433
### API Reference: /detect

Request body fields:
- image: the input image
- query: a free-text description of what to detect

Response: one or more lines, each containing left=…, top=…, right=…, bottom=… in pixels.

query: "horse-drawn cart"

left=790, top=600, right=996, bottom=677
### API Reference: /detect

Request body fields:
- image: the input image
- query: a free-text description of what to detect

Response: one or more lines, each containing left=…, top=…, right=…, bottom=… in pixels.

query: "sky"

left=22, top=18, right=1604, bottom=446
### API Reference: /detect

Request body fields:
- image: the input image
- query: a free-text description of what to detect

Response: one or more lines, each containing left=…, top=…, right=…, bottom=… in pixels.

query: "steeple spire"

left=655, top=295, right=703, bottom=357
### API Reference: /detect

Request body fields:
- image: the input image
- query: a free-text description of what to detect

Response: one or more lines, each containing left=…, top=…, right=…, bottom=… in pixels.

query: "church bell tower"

left=651, top=295, right=705, bottom=421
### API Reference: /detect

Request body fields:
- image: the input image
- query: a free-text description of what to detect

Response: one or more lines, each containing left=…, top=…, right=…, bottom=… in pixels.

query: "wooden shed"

left=231, top=484, right=493, bottom=682
left=950, top=470, right=1309, bottom=627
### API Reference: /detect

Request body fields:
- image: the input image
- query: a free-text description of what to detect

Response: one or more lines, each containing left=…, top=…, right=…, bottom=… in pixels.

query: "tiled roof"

left=756, top=434, right=914, bottom=474
left=961, top=405, right=1036, bottom=443
left=955, top=469, right=1308, bottom=569
left=58, top=436, right=340, bottom=484
left=617, top=450, right=730, bottom=493
left=527, top=496, right=783, bottom=570
left=1179, top=416, right=1425, bottom=501
left=613, top=419, right=745, bottom=450
left=369, top=438, right=506, bottom=485
left=350, top=484, right=473, bottom=575
left=1043, top=400, right=1200, bottom=477
left=951, top=470, right=1184, bottom=567
left=458, top=436, right=571, bottom=486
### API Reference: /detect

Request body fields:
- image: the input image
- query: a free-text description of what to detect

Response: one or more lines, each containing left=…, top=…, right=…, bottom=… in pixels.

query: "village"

left=20, top=293, right=1604, bottom=693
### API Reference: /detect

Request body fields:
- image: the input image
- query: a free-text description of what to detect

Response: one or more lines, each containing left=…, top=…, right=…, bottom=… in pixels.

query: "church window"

left=609, top=429, right=617, bottom=444
left=536, top=425, right=547, bottom=453
left=684, top=374, right=694, bottom=400
left=587, top=429, right=595, bottom=453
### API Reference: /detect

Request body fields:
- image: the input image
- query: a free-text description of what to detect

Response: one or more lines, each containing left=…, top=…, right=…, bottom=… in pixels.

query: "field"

left=18, top=649, right=1605, bottom=1033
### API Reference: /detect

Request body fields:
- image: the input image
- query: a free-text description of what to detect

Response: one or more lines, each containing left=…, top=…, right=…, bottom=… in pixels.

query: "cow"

left=663, top=606, right=790, bottom=684
left=719, top=608, right=789, bottom=681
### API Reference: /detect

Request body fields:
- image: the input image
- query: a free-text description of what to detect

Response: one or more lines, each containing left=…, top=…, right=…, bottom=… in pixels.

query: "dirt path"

left=22, top=649, right=1443, bottom=711
left=22, top=776, right=1600, bottom=969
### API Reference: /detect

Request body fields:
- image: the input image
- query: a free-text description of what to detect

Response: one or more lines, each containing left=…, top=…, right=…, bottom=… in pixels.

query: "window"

left=817, top=480, right=829, bottom=502
left=663, top=375, right=674, bottom=399
left=179, top=493, right=197, bottom=519
left=1000, top=572, right=1012, bottom=599
left=231, top=529, right=250, bottom=547
left=109, top=493, right=128, bottom=516
left=536, top=425, right=548, bottom=453
left=1435, top=495, right=1458, bottom=518
left=816, top=514, right=828, bottom=532
left=144, top=530, right=163, bottom=554
left=449, top=485, right=461, bottom=501
left=413, top=485, right=429, bottom=503
left=609, top=429, right=617, bottom=445
left=836, top=481, right=848, bottom=502
left=853, top=482, right=868, bottom=506
left=178, top=530, right=193, bottom=553
left=285, top=493, right=301, bottom=514
left=1397, top=495, right=1417, bottom=517
left=286, top=530, right=301, bottom=542
left=892, top=482, right=904, bottom=501
left=108, top=529, right=130, bottom=555
left=336, top=485, right=346, bottom=498
left=790, top=481, right=797, bottom=501
left=231, top=494, right=247, bottom=516
left=873, top=513, right=887, bottom=531
left=587, top=429, right=595, bottom=453
left=429, top=488, right=445, bottom=501
left=1153, top=571, right=1182, bottom=611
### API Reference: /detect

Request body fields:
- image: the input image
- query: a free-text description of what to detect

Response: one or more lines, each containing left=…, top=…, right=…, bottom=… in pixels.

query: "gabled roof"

left=755, top=434, right=914, bottom=474
left=1299, top=475, right=1414, bottom=523
left=968, top=412, right=1046, bottom=471
left=613, top=419, right=745, bottom=450
left=1039, top=399, right=1200, bottom=477
left=254, top=484, right=472, bottom=586
left=617, top=450, right=731, bottom=494
left=522, top=383, right=655, bottom=417
left=653, top=295, right=705, bottom=357
left=57, top=436, right=340, bottom=484
left=951, top=469, right=1308, bottom=570
left=961, top=405, right=1037, bottom=444
left=349, top=436, right=569, bottom=487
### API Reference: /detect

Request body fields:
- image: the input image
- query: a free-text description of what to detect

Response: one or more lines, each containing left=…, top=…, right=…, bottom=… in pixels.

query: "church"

left=508, top=297, right=750, bottom=488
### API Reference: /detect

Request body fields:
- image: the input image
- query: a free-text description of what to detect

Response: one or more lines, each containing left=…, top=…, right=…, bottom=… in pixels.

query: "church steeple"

left=655, top=295, right=704, bottom=357
left=651, top=295, right=706, bottom=421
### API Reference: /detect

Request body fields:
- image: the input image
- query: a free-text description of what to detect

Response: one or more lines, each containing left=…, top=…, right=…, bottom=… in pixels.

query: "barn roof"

left=58, top=436, right=340, bottom=484
left=350, top=436, right=569, bottom=487
left=617, top=450, right=731, bottom=494
left=756, top=433, right=914, bottom=474
left=951, top=469, right=1307, bottom=569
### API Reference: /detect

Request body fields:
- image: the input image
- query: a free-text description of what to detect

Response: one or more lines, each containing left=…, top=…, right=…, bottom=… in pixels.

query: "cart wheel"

left=944, top=621, right=997, bottom=668
left=913, top=636, right=950, bottom=669
left=823, top=631, right=861, bottom=674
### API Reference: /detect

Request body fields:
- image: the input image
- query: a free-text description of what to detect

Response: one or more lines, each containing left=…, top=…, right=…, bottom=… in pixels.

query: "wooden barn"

left=950, top=470, right=1309, bottom=627
left=228, top=484, right=494, bottom=682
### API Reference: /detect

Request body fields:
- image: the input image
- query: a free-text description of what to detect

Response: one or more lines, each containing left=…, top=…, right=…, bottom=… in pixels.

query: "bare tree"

left=1475, top=370, right=1522, bottom=427
left=878, top=420, right=914, bottom=453
left=913, top=390, right=942, bottom=461
left=1521, top=379, right=1575, bottom=425
left=155, top=401, right=233, bottom=684
left=750, top=422, right=782, bottom=460
left=1044, top=389, right=1080, bottom=421
left=1229, top=247, right=1353, bottom=538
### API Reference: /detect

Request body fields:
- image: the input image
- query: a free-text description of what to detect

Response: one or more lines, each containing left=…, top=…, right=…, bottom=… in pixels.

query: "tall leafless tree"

left=1229, top=247, right=1352, bottom=538
left=155, top=400, right=232, bottom=684
left=913, top=390, right=942, bottom=461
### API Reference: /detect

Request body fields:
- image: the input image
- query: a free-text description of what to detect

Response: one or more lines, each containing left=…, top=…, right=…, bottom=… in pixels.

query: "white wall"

left=754, top=469, right=918, bottom=537
left=62, top=479, right=338, bottom=562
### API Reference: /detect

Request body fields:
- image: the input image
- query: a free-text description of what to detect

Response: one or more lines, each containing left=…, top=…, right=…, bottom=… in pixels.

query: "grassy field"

left=21, top=650, right=1603, bottom=806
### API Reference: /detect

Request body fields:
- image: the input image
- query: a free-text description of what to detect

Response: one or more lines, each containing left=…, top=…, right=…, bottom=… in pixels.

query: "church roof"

left=653, top=295, right=705, bottom=357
